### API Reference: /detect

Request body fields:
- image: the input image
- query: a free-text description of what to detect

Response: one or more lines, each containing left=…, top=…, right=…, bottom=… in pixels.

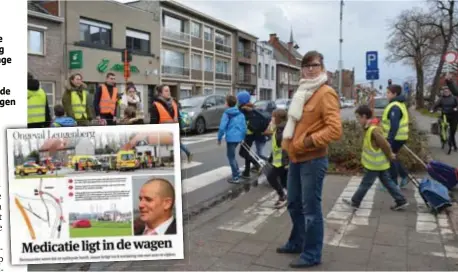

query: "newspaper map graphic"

left=15, top=178, right=65, bottom=239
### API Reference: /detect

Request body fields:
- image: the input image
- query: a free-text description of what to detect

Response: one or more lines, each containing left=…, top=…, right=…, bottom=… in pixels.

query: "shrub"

left=328, top=115, right=429, bottom=173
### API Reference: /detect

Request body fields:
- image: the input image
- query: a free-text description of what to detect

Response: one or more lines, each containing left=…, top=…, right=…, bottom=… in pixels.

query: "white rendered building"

left=256, top=41, right=277, bottom=101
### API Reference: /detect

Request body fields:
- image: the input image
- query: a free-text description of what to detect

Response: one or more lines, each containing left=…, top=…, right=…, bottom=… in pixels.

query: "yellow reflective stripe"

left=272, top=129, right=283, bottom=167
left=361, top=126, right=390, bottom=171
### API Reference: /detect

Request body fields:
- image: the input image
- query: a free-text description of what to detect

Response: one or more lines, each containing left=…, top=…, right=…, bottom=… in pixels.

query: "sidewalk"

left=29, top=174, right=458, bottom=271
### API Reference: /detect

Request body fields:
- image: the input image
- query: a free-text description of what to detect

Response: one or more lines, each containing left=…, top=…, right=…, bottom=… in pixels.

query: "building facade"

left=27, top=1, right=65, bottom=113
left=64, top=0, right=161, bottom=115
left=234, top=31, right=258, bottom=95
left=256, top=41, right=276, bottom=100
left=130, top=0, right=236, bottom=99
left=329, top=68, right=356, bottom=99
left=268, top=33, right=302, bottom=99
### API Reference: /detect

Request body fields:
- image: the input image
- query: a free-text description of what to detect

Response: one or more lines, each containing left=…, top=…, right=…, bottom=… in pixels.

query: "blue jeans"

left=227, top=142, right=240, bottom=179
left=284, top=157, right=328, bottom=264
left=389, top=140, right=407, bottom=182
left=353, top=169, right=407, bottom=206
left=180, top=143, right=190, bottom=157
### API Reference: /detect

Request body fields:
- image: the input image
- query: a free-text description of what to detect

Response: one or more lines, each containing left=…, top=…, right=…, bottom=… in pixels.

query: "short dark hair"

left=106, top=72, right=115, bottom=78
left=272, top=109, right=288, bottom=123
left=226, top=95, right=237, bottom=107
left=387, top=84, right=402, bottom=96
left=156, top=84, right=168, bottom=94
left=301, top=50, right=324, bottom=68
left=355, top=105, right=373, bottom=119
left=54, top=104, right=65, bottom=117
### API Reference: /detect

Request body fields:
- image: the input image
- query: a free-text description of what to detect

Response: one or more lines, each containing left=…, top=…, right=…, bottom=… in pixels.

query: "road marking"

left=182, top=166, right=234, bottom=194
left=181, top=134, right=218, bottom=145
left=180, top=161, right=202, bottom=170
left=325, top=176, right=377, bottom=248
left=218, top=191, right=286, bottom=234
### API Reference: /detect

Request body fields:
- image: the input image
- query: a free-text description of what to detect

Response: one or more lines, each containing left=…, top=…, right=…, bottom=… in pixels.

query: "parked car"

left=373, top=97, right=389, bottom=118
left=275, top=99, right=291, bottom=110
left=15, top=162, right=48, bottom=176
left=179, top=94, right=227, bottom=134
left=254, top=100, right=277, bottom=114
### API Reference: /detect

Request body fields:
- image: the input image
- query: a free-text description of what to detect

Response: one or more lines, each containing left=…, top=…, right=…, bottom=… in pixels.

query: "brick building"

left=329, top=68, right=355, bottom=99
left=27, top=1, right=65, bottom=113
left=268, top=32, right=302, bottom=99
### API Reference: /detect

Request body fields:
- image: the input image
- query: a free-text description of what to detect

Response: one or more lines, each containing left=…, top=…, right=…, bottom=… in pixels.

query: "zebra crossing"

left=181, top=133, right=218, bottom=145
left=215, top=175, right=458, bottom=260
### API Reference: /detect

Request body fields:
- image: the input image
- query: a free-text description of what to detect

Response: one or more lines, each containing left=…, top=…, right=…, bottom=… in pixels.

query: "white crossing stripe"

left=183, top=166, right=240, bottom=194
left=325, top=176, right=377, bottom=248
left=181, top=161, right=202, bottom=170
left=217, top=191, right=286, bottom=234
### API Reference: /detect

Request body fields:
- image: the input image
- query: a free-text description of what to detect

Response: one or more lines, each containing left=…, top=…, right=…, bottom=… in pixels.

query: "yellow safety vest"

left=71, top=90, right=87, bottom=119
left=27, top=89, right=47, bottom=124
left=272, top=129, right=282, bottom=167
left=361, top=125, right=390, bottom=171
left=381, top=101, right=409, bottom=140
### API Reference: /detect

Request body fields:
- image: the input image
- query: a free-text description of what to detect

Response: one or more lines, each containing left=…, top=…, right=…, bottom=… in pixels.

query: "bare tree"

left=424, top=0, right=458, bottom=100
left=385, top=8, right=439, bottom=108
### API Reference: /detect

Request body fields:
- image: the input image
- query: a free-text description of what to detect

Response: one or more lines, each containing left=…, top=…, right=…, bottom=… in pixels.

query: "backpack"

left=246, top=109, right=271, bottom=135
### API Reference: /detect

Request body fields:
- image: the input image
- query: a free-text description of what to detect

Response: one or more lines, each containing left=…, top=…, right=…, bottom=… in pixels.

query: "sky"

left=121, top=0, right=427, bottom=88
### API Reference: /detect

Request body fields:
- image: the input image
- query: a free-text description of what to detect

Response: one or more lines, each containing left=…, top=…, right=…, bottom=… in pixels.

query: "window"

left=28, top=28, right=44, bottom=55
left=215, top=95, right=225, bottom=105
left=79, top=18, right=112, bottom=46
left=238, top=41, right=244, bottom=52
left=216, top=60, right=229, bottom=74
left=251, top=65, right=256, bottom=74
left=204, top=56, right=213, bottom=72
left=161, top=49, right=185, bottom=67
left=40, top=81, right=55, bottom=116
left=204, top=96, right=216, bottom=107
left=215, top=88, right=230, bottom=96
left=215, top=32, right=229, bottom=45
left=126, top=29, right=150, bottom=53
left=163, top=14, right=184, bottom=32
left=190, top=22, right=201, bottom=38
left=192, top=54, right=202, bottom=70
left=265, top=64, right=268, bottom=79
left=204, top=26, right=212, bottom=41
left=271, top=66, right=275, bottom=80
left=258, top=63, right=261, bottom=78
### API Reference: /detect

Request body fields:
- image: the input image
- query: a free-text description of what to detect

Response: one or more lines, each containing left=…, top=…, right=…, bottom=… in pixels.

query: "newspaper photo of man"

left=133, top=177, right=177, bottom=235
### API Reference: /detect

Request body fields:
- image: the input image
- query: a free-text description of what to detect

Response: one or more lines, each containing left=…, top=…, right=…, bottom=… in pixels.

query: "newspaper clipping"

left=6, top=124, right=184, bottom=265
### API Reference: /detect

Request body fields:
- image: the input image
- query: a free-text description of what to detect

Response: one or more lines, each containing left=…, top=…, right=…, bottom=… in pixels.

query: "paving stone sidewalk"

left=30, top=174, right=458, bottom=271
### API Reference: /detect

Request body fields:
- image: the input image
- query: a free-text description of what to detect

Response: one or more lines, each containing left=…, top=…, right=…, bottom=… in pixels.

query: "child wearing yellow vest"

left=264, top=109, right=289, bottom=209
left=343, top=105, right=409, bottom=211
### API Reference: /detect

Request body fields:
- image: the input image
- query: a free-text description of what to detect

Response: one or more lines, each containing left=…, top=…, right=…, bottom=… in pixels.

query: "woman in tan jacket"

left=277, top=51, right=343, bottom=268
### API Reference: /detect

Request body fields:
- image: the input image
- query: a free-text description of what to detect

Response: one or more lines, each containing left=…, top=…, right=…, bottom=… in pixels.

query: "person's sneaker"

left=227, top=177, right=240, bottom=184
left=240, top=173, right=250, bottom=179
left=274, top=196, right=287, bottom=209
left=390, top=202, right=409, bottom=211
left=400, top=177, right=409, bottom=189
left=187, top=154, right=193, bottom=163
left=342, top=198, right=359, bottom=209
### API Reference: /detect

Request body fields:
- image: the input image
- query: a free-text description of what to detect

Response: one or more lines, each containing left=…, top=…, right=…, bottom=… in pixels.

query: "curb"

left=182, top=175, right=260, bottom=224
left=445, top=191, right=458, bottom=240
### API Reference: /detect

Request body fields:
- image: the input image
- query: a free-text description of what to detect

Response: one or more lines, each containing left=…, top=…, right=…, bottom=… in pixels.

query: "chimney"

left=269, top=33, right=277, bottom=43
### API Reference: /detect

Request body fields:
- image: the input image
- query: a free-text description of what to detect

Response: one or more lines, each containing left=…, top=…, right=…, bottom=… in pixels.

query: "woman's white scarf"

left=122, top=94, right=141, bottom=107
left=283, top=72, right=328, bottom=139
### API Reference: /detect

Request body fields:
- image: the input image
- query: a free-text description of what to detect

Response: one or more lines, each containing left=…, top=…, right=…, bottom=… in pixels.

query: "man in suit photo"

left=133, top=178, right=176, bottom=235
